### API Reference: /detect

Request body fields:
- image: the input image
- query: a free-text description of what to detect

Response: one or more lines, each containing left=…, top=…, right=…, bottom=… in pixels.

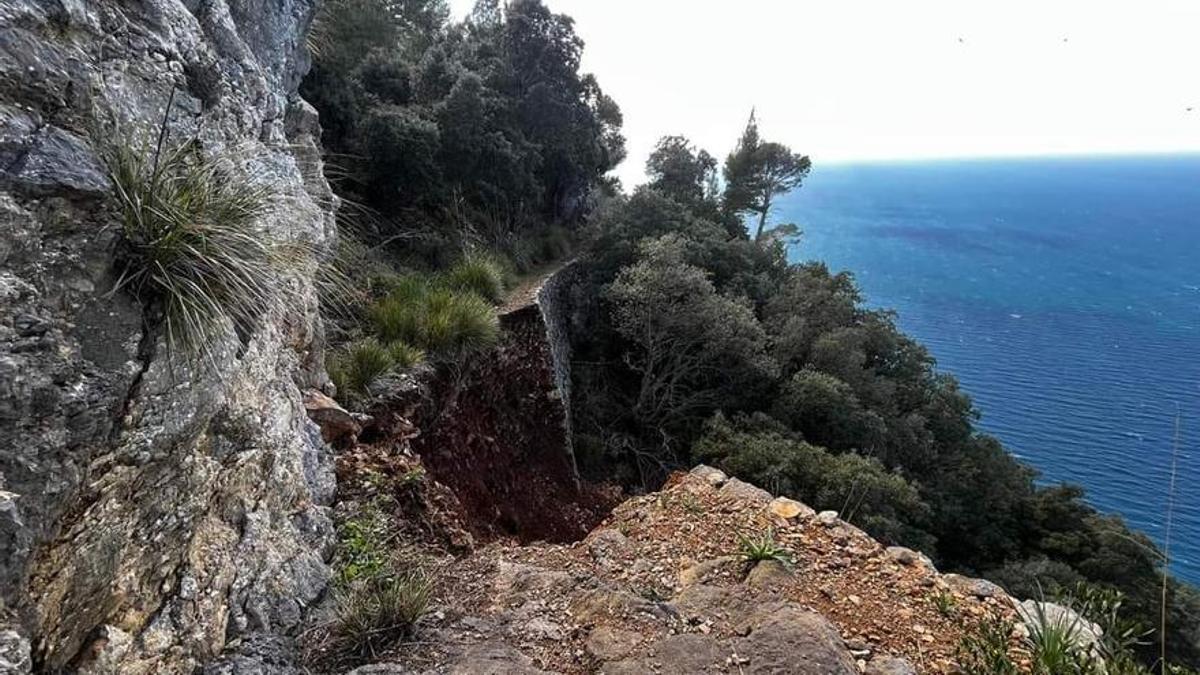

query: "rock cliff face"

left=0, top=2, right=335, bottom=672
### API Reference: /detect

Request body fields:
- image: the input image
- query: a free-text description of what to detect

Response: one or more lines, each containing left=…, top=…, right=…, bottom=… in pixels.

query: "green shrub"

left=328, top=338, right=395, bottom=398
left=420, top=287, right=498, bottom=353
left=737, top=528, right=793, bottom=568
left=1023, top=600, right=1103, bottom=674
left=107, top=141, right=282, bottom=355
left=442, top=254, right=508, bottom=304
left=387, top=341, right=425, bottom=369
left=330, top=570, right=430, bottom=661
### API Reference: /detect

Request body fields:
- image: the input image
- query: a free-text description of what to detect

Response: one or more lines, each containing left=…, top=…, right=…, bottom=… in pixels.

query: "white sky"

left=449, top=0, right=1200, bottom=187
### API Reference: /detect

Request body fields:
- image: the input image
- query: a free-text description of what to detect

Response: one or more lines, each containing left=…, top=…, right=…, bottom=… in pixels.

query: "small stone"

left=816, top=510, right=840, bottom=527
left=768, top=496, right=815, bottom=522
left=865, top=655, right=918, bottom=675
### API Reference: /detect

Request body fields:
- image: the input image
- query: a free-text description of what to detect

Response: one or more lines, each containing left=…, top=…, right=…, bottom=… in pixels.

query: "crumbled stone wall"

left=0, top=2, right=336, bottom=672
left=533, top=261, right=584, bottom=481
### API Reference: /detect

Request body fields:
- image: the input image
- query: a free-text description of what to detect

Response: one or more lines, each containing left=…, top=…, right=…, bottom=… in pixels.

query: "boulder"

left=732, top=606, right=858, bottom=674
left=816, top=511, right=840, bottom=527
left=719, top=478, right=774, bottom=505
left=745, top=560, right=791, bottom=589
left=585, top=626, right=643, bottom=661
left=769, top=496, right=815, bottom=522
left=1016, top=601, right=1104, bottom=659
left=303, top=389, right=363, bottom=445
left=688, top=465, right=728, bottom=487
left=944, top=574, right=1004, bottom=600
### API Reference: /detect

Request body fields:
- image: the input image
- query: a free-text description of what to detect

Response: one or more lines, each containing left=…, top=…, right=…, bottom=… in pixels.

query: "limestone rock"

left=0, top=0, right=337, bottom=671
left=605, top=634, right=726, bottom=674
left=689, top=465, right=728, bottom=487
left=732, top=606, right=858, bottom=674
left=585, top=626, right=643, bottom=661
left=719, top=478, right=773, bottom=505
left=0, top=630, right=31, bottom=675
left=944, top=573, right=1004, bottom=599
left=816, top=510, right=840, bottom=527
left=445, top=642, right=553, bottom=674
left=865, top=655, right=918, bottom=675
left=678, top=556, right=741, bottom=587
left=769, top=496, right=815, bottom=522
left=745, top=559, right=791, bottom=588
left=1016, top=601, right=1104, bottom=658
left=303, top=389, right=363, bottom=445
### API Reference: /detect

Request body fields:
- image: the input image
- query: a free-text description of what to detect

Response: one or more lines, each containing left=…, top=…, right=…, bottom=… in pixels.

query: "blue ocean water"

left=777, top=156, right=1200, bottom=582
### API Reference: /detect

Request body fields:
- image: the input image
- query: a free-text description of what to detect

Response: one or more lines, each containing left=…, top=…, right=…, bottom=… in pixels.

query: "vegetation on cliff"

left=569, top=121, right=1200, bottom=669
left=298, top=1, right=1198, bottom=670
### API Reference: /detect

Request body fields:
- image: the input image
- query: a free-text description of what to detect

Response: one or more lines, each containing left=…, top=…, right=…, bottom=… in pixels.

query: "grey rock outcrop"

left=0, top=1, right=336, bottom=672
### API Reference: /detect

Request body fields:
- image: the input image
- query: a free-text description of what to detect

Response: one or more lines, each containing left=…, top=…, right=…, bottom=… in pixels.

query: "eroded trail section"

left=352, top=466, right=1025, bottom=674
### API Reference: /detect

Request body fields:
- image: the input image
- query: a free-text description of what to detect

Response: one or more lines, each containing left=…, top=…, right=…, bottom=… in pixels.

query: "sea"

left=777, top=155, right=1200, bottom=583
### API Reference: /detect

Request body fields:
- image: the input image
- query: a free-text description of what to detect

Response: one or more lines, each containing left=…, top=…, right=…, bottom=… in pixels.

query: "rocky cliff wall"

left=0, top=2, right=335, bottom=672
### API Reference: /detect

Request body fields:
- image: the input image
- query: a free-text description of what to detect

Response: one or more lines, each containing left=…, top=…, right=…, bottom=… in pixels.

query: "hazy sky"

left=449, top=0, right=1200, bottom=187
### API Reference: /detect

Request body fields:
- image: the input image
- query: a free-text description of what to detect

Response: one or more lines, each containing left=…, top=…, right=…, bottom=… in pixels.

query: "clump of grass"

left=420, top=287, right=498, bottom=352
left=957, top=613, right=1020, bottom=675
left=329, top=570, right=430, bottom=662
left=368, top=281, right=498, bottom=357
left=932, top=589, right=958, bottom=617
left=387, top=341, right=425, bottom=369
left=327, top=338, right=397, bottom=399
left=441, top=253, right=509, bottom=304
left=737, top=528, right=793, bottom=567
left=1023, top=600, right=1102, bottom=674
left=324, top=498, right=432, bottom=665
left=107, top=139, right=282, bottom=356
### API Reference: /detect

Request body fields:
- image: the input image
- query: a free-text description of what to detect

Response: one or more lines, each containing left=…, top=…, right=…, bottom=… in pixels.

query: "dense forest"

left=300, top=1, right=1199, bottom=671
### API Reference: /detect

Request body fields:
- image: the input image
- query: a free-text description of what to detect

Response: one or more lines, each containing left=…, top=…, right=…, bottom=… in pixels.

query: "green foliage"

left=932, top=589, right=958, bottom=617
left=694, top=414, right=933, bottom=549
left=301, top=0, right=623, bottom=261
left=1023, top=600, right=1104, bottom=674
left=334, top=501, right=392, bottom=585
left=327, top=338, right=401, bottom=399
left=326, top=498, right=432, bottom=664
left=957, top=613, right=1020, bottom=675
left=107, top=140, right=282, bottom=356
left=368, top=275, right=499, bottom=358
left=603, top=235, right=775, bottom=448
left=737, top=528, right=793, bottom=567
left=387, top=341, right=426, bottom=370
left=330, top=570, right=430, bottom=662
left=442, top=254, right=509, bottom=304
left=722, top=112, right=812, bottom=240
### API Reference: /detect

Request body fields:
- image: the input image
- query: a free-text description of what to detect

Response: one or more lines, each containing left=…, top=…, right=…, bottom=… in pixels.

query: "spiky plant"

left=387, top=341, right=425, bottom=369
left=108, top=139, right=280, bottom=356
left=420, top=287, right=499, bottom=353
left=441, top=254, right=509, bottom=304
left=329, top=570, right=430, bottom=661
left=1023, top=600, right=1102, bottom=674
left=369, top=276, right=430, bottom=345
left=932, top=589, right=958, bottom=617
left=327, top=338, right=394, bottom=399
left=737, top=528, right=793, bottom=568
